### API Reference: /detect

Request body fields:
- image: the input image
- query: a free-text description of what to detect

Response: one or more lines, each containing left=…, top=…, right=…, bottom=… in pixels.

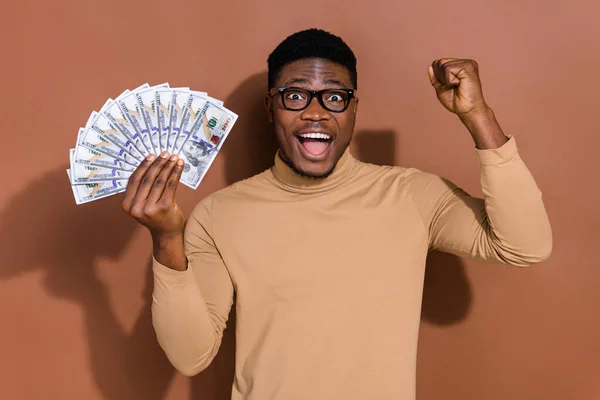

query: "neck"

left=279, top=154, right=336, bottom=181
left=270, top=148, right=356, bottom=194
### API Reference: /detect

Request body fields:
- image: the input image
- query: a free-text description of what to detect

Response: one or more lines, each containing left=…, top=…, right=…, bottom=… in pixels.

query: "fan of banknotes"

left=67, top=83, right=238, bottom=204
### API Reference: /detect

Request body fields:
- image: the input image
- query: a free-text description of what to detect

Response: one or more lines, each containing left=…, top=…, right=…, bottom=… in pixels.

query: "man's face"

left=266, top=58, right=358, bottom=178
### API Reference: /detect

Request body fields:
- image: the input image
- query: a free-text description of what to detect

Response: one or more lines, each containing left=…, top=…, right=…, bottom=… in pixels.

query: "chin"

left=291, top=156, right=337, bottom=179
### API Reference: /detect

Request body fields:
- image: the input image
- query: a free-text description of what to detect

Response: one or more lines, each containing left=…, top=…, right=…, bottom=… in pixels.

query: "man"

left=121, top=29, right=552, bottom=400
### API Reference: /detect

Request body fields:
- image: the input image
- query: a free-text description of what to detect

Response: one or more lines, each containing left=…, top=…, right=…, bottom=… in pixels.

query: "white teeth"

left=299, top=133, right=331, bottom=140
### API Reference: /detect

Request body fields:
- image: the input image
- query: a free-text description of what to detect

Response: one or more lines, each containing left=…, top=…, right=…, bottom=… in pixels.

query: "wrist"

left=151, top=230, right=187, bottom=271
left=151, top=230, right=184, bottom=244
left=458, top=105, right=508, bottom=150
left=458, top=104, right=494, bottom=126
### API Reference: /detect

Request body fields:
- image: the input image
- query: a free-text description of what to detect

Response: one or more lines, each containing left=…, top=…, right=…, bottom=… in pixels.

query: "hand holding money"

left=121, top=152, right=185, bottom=235
left=122, top=152, right=188, bottom=271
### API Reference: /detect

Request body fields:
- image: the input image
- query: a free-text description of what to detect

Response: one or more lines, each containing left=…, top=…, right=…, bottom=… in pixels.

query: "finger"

left=121, top=154, right=156, bottom=212
left=147, top=154, right=179, bottom=204
left=445, top=68, right=461, bottom=87
left=427, top=65, right=442, bottom=90
left=441, top=59, right=472, bottom=86
left=438, top=61, right=461, bottom=87
left=432, top=59, right=449, bottom=87
left=130, top=151, right=172, bottom=206
left=433, top=59, right=461, bottom=87
left=160, top=158, right=184, bottom=204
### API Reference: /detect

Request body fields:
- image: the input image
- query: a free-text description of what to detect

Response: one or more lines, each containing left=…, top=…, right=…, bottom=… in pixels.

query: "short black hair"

left=267, top=28, right=357, bottom=90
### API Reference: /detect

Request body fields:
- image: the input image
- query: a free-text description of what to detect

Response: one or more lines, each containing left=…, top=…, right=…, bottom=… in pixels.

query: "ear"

left=265, top=94, right=274, bottom=123
left=353, top=97, right=359, bottom=116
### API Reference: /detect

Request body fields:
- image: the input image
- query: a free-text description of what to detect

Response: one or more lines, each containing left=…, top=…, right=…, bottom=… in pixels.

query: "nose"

left=300, top=96, right=330, bottom=121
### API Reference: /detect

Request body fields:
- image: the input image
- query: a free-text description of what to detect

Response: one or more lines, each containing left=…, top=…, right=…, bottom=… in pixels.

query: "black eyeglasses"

left=270, top=87, right=355, bottom=113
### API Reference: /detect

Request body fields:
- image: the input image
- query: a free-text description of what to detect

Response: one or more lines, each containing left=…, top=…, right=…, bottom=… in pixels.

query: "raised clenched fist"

left=428, top=58, right=488, bottom=116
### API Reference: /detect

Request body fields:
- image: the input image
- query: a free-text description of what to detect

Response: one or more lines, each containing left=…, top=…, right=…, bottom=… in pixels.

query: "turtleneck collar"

left=269, top=147, right=356, bottom=194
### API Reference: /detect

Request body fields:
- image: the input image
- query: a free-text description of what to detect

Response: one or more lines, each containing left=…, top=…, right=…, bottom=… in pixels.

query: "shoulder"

left=189, top=170, right=273, bottom=219
left=351, top=159, right=460, bottom=205
left=352, top=158, right=443, bottom=188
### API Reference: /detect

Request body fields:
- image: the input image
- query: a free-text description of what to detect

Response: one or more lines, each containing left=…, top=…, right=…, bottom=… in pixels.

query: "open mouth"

left=296, top=132, right=333, bottom=157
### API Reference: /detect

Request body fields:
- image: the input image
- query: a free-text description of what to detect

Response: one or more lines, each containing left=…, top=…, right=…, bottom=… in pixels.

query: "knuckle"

left=167, top=179, right=178, bottom=188
left=141, top=176, right=152, bottom=186
left=158, top=199, right=173, bottom=210
left=154, top=178, right=165, bottom=187
left=127, top=176, right=138, bottom=186
left=130, top=205, right=144, bottom=218
left=143, top=205, right=157, bottom=216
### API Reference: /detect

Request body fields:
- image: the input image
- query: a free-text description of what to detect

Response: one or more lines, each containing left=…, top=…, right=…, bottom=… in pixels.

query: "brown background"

left=1, top=1, right=598, bottom=399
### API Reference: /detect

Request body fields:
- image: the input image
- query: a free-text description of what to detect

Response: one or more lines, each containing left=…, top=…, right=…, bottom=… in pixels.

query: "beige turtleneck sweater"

left=151, top=136, right=552, bottom=400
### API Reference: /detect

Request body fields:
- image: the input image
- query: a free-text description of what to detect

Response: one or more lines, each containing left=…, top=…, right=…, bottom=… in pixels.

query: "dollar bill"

left=117, top=90, right=156, bottom=155
left=88, top=107, right=145, bottom=161
left=72, top=142, right=136, bottom=171
left=67, top=170, right=127, bottom=205
left=102, top=98, right=150, bottom=158
left=156, top=89, right=174, bottom=153
left=69, top=149, right=132, bottom=183
left=165, top=89, right=192, bottom=154
left=135, top=83, right=169, bottom=154
left=171, top=92, right=209, bottom=154
left=77, top=121, right=138, bottom=166
left=176, top=101, right=238, bottom=189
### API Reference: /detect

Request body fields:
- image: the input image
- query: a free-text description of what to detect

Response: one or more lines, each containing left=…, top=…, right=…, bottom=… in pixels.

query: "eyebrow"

left=281, top=77, right=350, bottom=88
left=283, top=78, right=311, bottom=86
left=324, top=79, right=348, bottom=88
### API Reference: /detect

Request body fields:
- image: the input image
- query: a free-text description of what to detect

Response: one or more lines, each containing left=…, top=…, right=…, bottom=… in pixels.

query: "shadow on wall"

left=220, top=71, right=279, bottom=184
left=0, top=171, right=175, bottom=400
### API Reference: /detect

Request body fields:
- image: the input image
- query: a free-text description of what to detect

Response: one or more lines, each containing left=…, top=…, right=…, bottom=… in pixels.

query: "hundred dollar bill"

left=176, top=101, right=238, bottom=189
left=195, top=101, right=237, bottom=149
left=117, top=89, right=156, bottom=155
left=70, top=163, right=132, bottom=183
left=156, top=89, right=174, bottom=153
left=72, top=143, right=136, bottom=171
left=171, top=92, right=209, bottom=154
left=68, top=170, right=127, bottom=205
left=135, top=83, right=169, bottom=154
left=87, top=108, right=144, bottom=161
left=69, top=149, right=132, bottom=183
left=165, top=89, right=192, bottom=154
left=102, top=97, right=150, bottom=157
left=156, top=88, right=203, bottom=153
left=77, top=122, right=138, bottom=166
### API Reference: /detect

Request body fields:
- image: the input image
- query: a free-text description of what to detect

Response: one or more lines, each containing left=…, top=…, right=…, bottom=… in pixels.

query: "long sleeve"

left=151, top=195, right=234, bottom=376
left=408, top=136, right=552, bottom=266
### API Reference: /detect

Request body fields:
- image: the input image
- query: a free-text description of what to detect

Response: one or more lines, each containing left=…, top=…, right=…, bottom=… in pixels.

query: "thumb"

left=427, top=65, right=442, bottom=90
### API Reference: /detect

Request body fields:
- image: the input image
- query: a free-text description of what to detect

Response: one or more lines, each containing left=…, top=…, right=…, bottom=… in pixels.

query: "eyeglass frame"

left=268, top=86, right=356, bottom=113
